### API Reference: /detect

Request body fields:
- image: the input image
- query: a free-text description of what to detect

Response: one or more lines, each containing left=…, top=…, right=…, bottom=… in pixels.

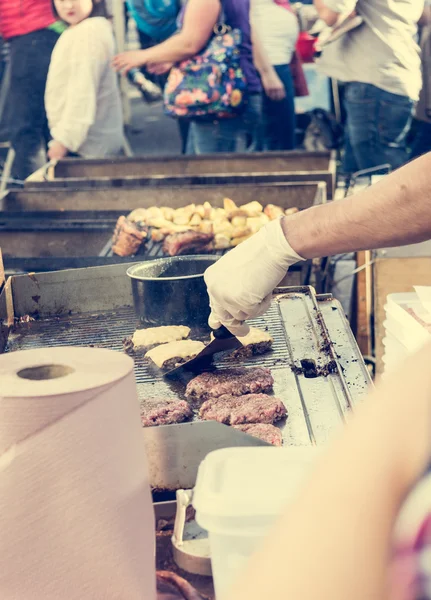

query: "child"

left=45, top=0, right=124, bottom=160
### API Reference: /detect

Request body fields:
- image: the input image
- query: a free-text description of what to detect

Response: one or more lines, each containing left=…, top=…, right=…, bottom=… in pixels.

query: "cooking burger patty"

left=140, top=397, right=192, bottom=427
left=199, top=393, right=286, bottom=425
left=185, top=367, right=274, bottom=401
left=234, top=423, right=283, bottom=446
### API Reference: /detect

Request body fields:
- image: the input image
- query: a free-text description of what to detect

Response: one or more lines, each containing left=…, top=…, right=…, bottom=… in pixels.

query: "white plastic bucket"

left=193, top=447, right=319, bottom=600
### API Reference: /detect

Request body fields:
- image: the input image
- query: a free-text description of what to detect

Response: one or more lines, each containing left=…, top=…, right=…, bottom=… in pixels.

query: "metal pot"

left=127, top=255, right=220, bottom=327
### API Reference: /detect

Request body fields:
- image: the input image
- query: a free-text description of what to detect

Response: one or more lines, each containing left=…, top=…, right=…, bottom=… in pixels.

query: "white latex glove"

left=205, top=217, right=305, bottom=335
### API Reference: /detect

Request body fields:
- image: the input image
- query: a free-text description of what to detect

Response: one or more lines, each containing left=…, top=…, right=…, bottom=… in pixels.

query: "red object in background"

left=0, top=0, right=55, bottom=40
left=296, top=32, right=317, bottom=63
left=274, top=0, right=294, bottom=10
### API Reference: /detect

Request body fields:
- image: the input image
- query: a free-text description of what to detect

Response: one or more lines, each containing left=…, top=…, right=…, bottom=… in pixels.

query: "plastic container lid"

left=193, top=447, right=319, bottom=536
left=384, top=294, right=431, bottom=351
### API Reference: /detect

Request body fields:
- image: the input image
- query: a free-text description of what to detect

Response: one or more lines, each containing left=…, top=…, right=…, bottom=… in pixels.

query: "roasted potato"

left=214, top=234, right=231, bottom=250
left=148, top=217, right=190, bottom=232
left=151, top=229, right=166, bottom=242
left=213, top=219, right=234, bottom=237
left=231, top=215, right=248, bottom=227
left=231, top=234, right=252, bottom=246
left=264, top=204, right=284, bottom=220
left=173, top=208, right=192, bottom=226
left=128, top=208, right=148, bottom=224
left=189, top=213, right=202, bottom=226
left=203, top=202, right=212, bottom=219
left=223, top=197, right=238, bottom=213
left=194, top=205, right=205, bottom=219
left=146, top=206, right=164, bottom=220
left=198, top=220, right=214, bottom=234
left=161, top=206, right=175, bottom=221
left=231, top=226, right=252, bottom=239
left=285, top=207, right=299, bottom=216
left=239, top=201, right=264, bottom=217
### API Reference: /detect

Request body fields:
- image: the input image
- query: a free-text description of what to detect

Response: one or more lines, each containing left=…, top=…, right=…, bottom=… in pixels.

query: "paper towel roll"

left=0, top=347, right=156, bottom=600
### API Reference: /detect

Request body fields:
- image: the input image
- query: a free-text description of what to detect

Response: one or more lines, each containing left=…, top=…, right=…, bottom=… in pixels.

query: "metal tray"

left=0, top=182, right=326, bottom=280
left=0, top=264, right=371, bottom=489
left=0, top=211, right=117, bottom=260
left=25, top=151, right=336, bottom=198
left=2, top=180, right=326, bottom=212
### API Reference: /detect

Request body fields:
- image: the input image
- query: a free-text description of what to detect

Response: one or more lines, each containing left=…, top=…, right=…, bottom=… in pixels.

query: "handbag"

left=164, top=11, right=247, bottom=120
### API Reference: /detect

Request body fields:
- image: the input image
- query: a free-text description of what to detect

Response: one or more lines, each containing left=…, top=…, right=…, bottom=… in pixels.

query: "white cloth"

left=45, top=18, right=124, bottom=157
left=252, top=0, right=299, bottom=66
left=316, top=0, right=424, bottom=101
left=204, top=217, right=305, bottom=336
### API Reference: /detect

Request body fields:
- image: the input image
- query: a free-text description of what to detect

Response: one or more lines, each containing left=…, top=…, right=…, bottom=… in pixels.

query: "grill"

left=1, top=263, right=371, bottom=456
left=1, top=182, right=325, bottom=282
left=26, top=151, right=336, bottom=198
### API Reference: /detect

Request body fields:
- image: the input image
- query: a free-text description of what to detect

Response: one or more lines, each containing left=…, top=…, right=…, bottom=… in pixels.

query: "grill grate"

left=6, top=304, right=290, bottom=396
left=4, top=288, right=371, bottom=446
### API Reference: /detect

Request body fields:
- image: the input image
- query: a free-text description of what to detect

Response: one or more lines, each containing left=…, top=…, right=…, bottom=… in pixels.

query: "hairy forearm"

left=283, top=153, right=431, bottom=259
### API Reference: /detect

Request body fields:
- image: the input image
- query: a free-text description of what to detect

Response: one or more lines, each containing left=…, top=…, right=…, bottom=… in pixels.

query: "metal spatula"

left=164, top=325, right=242, bottom=380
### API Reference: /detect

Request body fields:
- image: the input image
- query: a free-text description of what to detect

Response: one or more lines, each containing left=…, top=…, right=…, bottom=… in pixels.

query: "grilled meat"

left=185, top=367, right=274, bottom=401
left=210, top=327, right=273, bottom=359
left=163, top=231, right=214, bottom=257
left=234, top=423, right=283, bottom=446
left=146, top=340, right=205, bottom=370
left=140, top=397, right=192, bottom=427
left=199, top=393, right=286, bottom=425
left=112, top=216, right=147, bottom=257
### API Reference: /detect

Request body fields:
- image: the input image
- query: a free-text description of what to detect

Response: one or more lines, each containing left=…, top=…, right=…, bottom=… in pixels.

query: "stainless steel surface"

left=172, top=489, right=212, bottom=577
left=0, top=266, right=371, bottom=490
left=2, top=181, right=327, bottom=212
left=0, top=213, right=116, bottom=259
left=25, top=151, right=336, bottom=198
left=145, top=423, right=269, bottom=490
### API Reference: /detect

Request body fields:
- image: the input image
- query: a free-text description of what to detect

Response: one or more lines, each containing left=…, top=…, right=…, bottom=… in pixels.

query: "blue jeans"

left=186, top=93, right=263, bottom=154
left=410, top=119, right=431, bottom=160
left=343, top=82, right=413, bottom=173
left=263, top=64, right=296, bottom=151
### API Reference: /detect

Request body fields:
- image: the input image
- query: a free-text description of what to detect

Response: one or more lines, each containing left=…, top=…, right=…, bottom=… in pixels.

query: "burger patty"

left=140, top=397, right=192, bottom=427
left=234, top=423, right=283, bottom=446
left=199, top=393, right=286, bottom=425
left=185, top=367, right=274, bottom=401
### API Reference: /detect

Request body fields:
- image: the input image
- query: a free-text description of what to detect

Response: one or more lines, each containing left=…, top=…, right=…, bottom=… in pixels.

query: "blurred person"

left=252, top=0, right=299, bottom=150
left=411, top=6, right=431, bottom=160
left=113, top=0, right=286, bottom=154
left=127, top=0, right=180, bottom=48
left=314, top=0, right=425, bottom=173
left=45, top=0, right=123, bottom=160
left=226, top=340, right=431, bottom=600
left=0, top=0, right=65, bottom=181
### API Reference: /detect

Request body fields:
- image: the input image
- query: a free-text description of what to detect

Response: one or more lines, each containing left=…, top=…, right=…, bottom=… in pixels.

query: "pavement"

left=126, top=95, right=182, bottom=156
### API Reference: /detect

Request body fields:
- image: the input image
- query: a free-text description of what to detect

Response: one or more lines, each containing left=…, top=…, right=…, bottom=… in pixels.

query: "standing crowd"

left=0, top=0, right=429, bottom=180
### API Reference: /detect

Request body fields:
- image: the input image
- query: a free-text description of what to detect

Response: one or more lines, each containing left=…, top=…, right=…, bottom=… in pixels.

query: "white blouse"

left=252, top=0, right=299, bottom=66
left=45, top=17, right=124, bottom=157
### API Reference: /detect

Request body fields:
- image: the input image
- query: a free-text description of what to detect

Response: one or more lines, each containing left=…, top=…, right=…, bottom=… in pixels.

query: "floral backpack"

left=164, top=9, right=247, bottom=120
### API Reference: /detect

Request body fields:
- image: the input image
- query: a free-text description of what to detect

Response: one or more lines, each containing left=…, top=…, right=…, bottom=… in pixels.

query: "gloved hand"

left=205, top=217, right=305, bottom=335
